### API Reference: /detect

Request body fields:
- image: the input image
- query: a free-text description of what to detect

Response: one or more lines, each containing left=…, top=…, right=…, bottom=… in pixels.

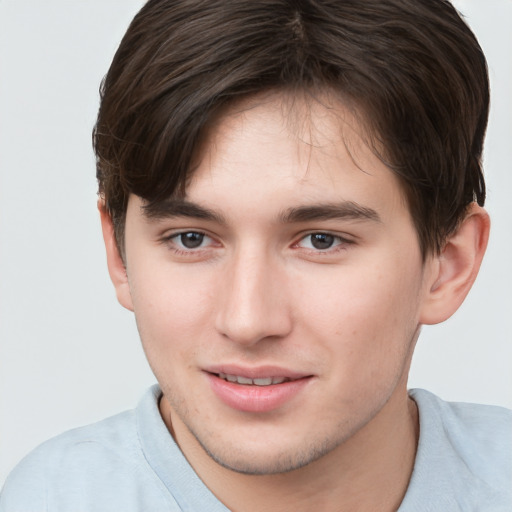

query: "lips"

left=205, top=365, right=312, bottom=413
left=217, top=372, right=289, bottom=386
left=206, top=364, right=308, bottom=381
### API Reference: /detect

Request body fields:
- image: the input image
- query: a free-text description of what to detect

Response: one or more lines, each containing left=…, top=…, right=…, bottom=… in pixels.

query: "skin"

left=101, top=92, right=489, bottom=512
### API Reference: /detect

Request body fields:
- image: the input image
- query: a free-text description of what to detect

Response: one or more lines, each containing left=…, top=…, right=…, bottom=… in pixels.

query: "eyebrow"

left=142, top=199, right=227, bottom=224
left=142, top=198, right=381, bottom=225
left=279, top=202, right=381, bottom=224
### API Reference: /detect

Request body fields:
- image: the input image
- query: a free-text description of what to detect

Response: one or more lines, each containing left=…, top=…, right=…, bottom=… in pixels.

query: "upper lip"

left=204, top=364, right=310, bottom=380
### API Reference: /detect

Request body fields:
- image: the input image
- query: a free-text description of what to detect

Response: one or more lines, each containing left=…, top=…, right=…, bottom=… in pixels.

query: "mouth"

left=216, top=372, right=291, bottom=386
left=205, top=367, right=313, bottom=412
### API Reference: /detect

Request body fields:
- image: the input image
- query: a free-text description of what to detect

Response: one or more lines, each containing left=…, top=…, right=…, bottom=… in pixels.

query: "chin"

left=193, top=428, right=343, bottom=475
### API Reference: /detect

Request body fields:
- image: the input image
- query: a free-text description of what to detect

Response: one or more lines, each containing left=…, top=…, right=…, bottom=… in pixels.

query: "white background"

left=0, top=0, right=511, bottom=486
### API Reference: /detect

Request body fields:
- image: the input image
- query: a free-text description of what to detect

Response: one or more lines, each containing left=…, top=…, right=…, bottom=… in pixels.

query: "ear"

left=420, top=203, right=490, bottom=325
left=98, top=200, right=134, bottom=311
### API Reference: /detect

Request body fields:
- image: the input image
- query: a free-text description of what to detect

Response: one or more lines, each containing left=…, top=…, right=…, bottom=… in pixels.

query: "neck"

left=161, top=385, right=419, bottom=512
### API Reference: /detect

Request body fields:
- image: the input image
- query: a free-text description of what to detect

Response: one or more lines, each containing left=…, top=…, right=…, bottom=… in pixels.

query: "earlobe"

left=419, top=203, right=490, bottom=325
left=98, top=200, right=134, bottom=312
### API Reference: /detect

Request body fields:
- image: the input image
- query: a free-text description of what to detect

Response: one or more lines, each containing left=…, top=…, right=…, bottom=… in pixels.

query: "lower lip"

left=206, top=373, right=312, bottom=413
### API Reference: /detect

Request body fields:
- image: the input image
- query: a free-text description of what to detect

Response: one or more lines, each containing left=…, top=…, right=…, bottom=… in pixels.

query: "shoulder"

left=0, top=386, right=178, bottom=511
left=411, top=388, right=512, bottom=468
left=0, top=408, right=139, bottom=510
left=14, top=405, right=139, bottom=465
left=405, top=389, right=512, bottom=510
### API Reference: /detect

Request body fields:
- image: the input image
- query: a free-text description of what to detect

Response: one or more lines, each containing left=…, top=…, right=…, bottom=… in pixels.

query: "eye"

left=170, top=231, right=212, bottom=250
left=297, top=233, right=347, bottom=251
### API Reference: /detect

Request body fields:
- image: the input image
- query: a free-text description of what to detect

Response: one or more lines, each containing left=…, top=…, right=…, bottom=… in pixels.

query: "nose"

left=215, top=248, right=293, bottom=346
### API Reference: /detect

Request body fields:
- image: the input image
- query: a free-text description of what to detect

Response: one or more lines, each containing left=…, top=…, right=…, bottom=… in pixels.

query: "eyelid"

left=160, top=227, right=211, bottom=241
left=292, top=230, right=355, bottom=252
left=160, top=229, right=219, bottom=251
left=158, top=228, right=355, bottom=255
left=294, top=230, right=355, bottom=243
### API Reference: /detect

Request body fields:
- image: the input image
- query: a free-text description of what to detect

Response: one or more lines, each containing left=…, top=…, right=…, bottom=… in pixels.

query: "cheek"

left=296, top=260, right=423, bottom=376
left=128, top=262, right=216, bottom=357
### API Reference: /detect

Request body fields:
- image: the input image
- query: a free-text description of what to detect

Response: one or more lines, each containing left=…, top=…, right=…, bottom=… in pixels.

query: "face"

left=121, top=93, right=436, bottom=474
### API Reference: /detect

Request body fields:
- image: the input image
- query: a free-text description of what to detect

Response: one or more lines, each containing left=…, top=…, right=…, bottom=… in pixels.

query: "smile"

left=217, top=372, right=289, bottom=386
left=206, top=370, right=313, bottom=413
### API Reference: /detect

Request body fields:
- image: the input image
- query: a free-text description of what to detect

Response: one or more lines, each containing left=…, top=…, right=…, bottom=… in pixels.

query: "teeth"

left=253, top=377, right=272, bottom=386
left=217, top=372, right=289, bottom=386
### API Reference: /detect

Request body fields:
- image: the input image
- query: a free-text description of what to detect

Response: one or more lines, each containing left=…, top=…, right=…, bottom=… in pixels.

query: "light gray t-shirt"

left=1, top=386, right=511, bottom=511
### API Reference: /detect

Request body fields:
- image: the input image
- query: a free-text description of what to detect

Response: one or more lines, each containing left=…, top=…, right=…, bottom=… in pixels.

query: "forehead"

left=180, top=91, right=408, bottom=221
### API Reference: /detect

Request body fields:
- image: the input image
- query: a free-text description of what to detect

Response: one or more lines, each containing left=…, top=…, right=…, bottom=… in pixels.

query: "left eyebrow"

left=279, top=202, right=381, bottom=224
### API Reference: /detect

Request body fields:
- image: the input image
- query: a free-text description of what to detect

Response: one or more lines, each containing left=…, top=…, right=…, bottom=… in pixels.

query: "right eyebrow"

left=142, top=199, right=226, bottom=225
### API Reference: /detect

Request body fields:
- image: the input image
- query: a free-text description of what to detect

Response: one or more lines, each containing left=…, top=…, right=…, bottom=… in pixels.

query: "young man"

left=1, top=0, right=510, bottom=510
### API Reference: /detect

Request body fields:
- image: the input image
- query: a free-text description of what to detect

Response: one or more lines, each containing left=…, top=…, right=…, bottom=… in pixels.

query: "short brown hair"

left=93, top=0, right=489, bottom=257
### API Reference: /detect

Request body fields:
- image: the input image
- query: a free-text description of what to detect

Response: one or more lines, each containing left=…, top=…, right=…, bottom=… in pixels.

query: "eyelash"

left=293, top=232, right=353, bottom=254
left=161, top=230, right=215, bottom=255
left=160, top=230, right=354, bottom=257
